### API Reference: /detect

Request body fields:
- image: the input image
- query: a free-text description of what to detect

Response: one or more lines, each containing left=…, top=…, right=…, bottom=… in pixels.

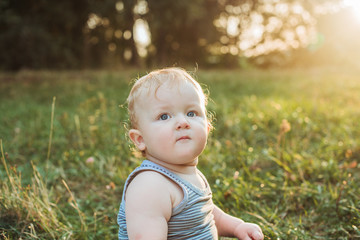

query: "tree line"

left=0, top=0, right=348, bottom=70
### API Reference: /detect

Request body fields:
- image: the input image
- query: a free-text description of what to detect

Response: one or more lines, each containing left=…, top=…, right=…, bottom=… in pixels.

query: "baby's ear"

left=207, top=121, right=212, bottom=134
left=129, top=129, right=146, bottom=151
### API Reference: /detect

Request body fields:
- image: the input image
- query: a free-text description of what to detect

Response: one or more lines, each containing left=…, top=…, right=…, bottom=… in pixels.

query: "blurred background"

left=1, top=0, right=360, bottom=70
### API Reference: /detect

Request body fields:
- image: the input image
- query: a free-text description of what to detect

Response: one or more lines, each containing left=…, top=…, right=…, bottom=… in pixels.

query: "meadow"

left=0, top=68, right=359, bottom=239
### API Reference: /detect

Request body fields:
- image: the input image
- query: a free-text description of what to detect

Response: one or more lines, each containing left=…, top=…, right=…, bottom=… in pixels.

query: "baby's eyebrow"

left=154, top=103, right=173, bottom=110
left=150, top=104, right=173, bottom=116
left=185, top=102, right=203, bottom=109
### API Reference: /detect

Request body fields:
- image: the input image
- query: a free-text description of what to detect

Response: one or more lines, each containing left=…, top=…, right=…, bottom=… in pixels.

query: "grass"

left=0, top=67, right=359, bottom=239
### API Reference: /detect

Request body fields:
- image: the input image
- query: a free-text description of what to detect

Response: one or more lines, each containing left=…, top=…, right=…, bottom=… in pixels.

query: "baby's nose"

left=176, top=116, right=190, bottom=129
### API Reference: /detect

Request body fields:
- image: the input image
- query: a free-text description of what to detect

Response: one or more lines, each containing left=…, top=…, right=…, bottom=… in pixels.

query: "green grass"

left=1, top=68, right=359, bottom=239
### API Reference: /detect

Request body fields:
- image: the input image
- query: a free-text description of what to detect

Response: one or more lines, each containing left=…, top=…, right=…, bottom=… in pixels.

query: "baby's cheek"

left=157, top=129, right=173, bottom=144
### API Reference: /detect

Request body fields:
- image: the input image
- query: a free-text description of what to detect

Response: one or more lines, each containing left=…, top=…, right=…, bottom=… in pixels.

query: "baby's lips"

left=176, top=136, right=190, bottom=141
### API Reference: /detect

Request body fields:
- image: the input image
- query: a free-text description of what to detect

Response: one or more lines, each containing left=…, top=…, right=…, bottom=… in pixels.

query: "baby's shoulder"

left=130, top=170, right=172, bottom=187
left=126, top=170, right=183, bottom=208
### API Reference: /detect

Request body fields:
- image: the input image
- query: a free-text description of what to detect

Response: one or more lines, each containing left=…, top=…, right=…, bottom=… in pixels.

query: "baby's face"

left=133, top=81, right=209, bottom=165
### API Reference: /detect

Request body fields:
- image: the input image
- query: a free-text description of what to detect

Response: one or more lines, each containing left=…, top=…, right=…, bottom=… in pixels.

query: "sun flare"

left=344, top=0, right=360, bottom=23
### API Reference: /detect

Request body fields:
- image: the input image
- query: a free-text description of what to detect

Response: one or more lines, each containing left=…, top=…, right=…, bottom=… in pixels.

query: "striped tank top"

left=117, top=160, right=218, bottom=239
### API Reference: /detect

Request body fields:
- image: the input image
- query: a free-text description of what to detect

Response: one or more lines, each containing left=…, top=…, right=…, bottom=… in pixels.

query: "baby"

left=117, top=68, right=264, bottom=240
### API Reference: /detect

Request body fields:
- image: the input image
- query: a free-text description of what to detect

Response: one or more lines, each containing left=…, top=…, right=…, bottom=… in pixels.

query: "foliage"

left=144, top=0, right=221, bottom=66
left=0, top=0, right=353, bottom=70
left=0, top=0, right=89, bottom=70
left=0, top=146, right=74, bottom=239
left=0, top=68, right=359, bottom=239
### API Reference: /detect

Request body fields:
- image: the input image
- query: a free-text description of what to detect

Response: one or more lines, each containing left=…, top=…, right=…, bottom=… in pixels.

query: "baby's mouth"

left=177, top=136, right=191, bottom=142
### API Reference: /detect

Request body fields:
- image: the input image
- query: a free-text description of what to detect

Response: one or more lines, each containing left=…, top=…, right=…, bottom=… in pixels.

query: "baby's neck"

left=146, top=157, right=207, bottom=190
left=146, top=157, right=198, bottom=176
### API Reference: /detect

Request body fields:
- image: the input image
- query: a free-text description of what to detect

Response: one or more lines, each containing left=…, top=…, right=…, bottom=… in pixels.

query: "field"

left=0, top=68, right=359, bottom=239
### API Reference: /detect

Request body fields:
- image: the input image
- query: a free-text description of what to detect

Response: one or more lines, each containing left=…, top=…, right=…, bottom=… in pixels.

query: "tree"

left=144, top=0, right=221, bottom=67
left=142, top=0, right=345, bottom=68
left=83, top=0, right=140, bottom=68
left=0, top=0, right=89, bottom=70
left=0, top=0, right=348, bottom=69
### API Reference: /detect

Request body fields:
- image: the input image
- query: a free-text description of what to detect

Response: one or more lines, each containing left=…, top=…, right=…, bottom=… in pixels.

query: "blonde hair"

left=127, top=67, right=209, bottom=129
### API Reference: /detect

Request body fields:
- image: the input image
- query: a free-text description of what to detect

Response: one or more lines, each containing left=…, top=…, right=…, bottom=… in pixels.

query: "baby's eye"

left=187, top=111, right=196, bottom=117
left=159, top=114, right=170, bottom=120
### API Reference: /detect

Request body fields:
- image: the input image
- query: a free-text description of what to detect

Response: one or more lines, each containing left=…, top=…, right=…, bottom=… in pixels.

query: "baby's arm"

left=125, top=171, right=173, bottom=240
left=213, top=205, right=264, bottom=240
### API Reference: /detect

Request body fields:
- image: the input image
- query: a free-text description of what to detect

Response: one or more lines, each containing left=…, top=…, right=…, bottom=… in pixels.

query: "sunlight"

left=87, top=13, right=101, bottom=30
left=344, top=0, right=360, bottom=23
left=133, top=19, right=151, bottom=57
left=216, top=2, right=320, bottom=58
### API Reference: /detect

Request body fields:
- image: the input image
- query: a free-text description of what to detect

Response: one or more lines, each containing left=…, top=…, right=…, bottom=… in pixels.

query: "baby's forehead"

left=133, top=82, right=205, bottom=114
left=138, top=79, right=201, bottom=99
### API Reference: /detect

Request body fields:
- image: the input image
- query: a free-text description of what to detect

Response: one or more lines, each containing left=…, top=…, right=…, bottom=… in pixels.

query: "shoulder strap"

left=122, top=160, right=189, bottom=214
